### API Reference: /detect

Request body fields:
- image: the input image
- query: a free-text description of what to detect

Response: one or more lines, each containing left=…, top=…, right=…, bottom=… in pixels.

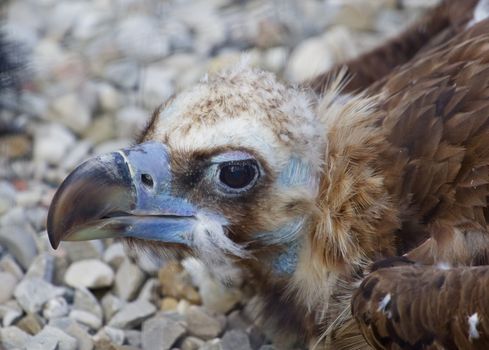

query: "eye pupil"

left=219, top=162, right=257, bottom=190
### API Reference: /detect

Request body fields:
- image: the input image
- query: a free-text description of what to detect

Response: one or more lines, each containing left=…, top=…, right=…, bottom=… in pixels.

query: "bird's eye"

left=218, top=160, right=259, bottom=192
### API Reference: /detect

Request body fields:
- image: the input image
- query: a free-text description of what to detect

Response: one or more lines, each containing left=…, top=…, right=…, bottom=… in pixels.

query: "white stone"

left=33, top=123, right=76, bottom=165
left=95, top=82, right=120, bottom=112
left=61, top=140, right=92, bottom=171
left=108, top=299, right=156, bottom=329
left=140, top=66, right=174, bottom=109
left=104, top=60, right=140, bottom=90
left=43, top=297, right=70, bottom=319
left=49, top=93, right=92, bottom=133
left=0, top=272, right=17, bottom=303
left=0, top=326, right=32, bottom=350
left=14, top=277, right=65, bottom=313
left=103, top=242, right=126, bottom=269
left=69, top=309, right=102, bottom=330
left=0, top=225, right=38, bottom=270
left=64, top=259, right=114, bottom=289
left=285, top=26, right=358, bottom=83
left=26, top=326, right=77, bottom=350
left=115, top=15, right=170, bottom=61
left=114, top=258, right=146, bottom=301
left=116, top=106, right=150, bottom=139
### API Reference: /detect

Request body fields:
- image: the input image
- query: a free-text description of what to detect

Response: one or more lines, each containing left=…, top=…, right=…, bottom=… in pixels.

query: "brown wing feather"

left=372, top=19, right=489, bottom=264
left=352, top=264, right=489, bottom=350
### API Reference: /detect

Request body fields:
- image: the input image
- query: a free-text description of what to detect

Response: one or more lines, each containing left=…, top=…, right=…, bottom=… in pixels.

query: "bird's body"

left=47, top=1, right=489, bottom=349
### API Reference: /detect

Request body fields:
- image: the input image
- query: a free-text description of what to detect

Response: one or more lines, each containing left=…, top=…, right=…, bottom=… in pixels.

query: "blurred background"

left=0, top=0, right=437, bottom=349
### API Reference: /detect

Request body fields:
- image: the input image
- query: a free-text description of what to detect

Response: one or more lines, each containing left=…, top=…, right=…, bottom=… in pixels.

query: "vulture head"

left=48, top=63, right=328, bottom=287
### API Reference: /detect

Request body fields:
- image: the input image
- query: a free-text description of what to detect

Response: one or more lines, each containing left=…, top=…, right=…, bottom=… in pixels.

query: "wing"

left=352, top=264, right=489, bottom=350
left=370, top=18, right=489, bottom=264
left=309, top=0, right=478, bottom=94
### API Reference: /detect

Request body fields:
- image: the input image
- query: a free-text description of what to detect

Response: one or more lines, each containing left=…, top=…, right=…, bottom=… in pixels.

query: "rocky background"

left=0, top=0, right=437, bottom=349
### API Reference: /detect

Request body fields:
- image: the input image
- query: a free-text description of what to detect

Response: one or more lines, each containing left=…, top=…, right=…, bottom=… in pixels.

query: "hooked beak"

left=47, top=141, right=197, bottom=249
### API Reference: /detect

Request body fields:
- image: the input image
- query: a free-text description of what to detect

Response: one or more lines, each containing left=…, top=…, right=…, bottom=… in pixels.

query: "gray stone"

left=221, top=330, right=252, bottom=350
left=61, top=140, right=92, bottom=171
left=0, top=271, right=17, bottom=303
left=140, top=66, right=174, bottom=109
left=74, top=287, right=103, bottom=320
left=33, top=123, right=76, bottom=165
left=64, top=240, right=104, bottom=261
left=200, top=338, right=223, bottom=350
left=14, top=277, right=65, bottom=313
left=26, top=253, right=55, bottom=282
left=104, top=60, right=139, bottom=90
left=64, top=259, right=114, bottom=289
left=48, top=317, right=94, bottom=350
left=181, top=336, right=205, bottom=350
left=49, top=93, right=92, bottom=133
left=43, top=296, right=70, bottom=319
left=16, top=313, right=45, bottom=335
left=69, top=309, right=102, bottom=330
left=185, top=305, right=226, bottom=340
left=0, top=326, right=32, bottom=350
left=108, top=299, right=156, bottom=329
left=0, top=255, right=24, bottom=280
left=93, top=139, right=131, bottom=156
left=103, top=242, right=126, bottom=269
left=115, top=15, right=170, bottom=61
left=26, top=326, right=77, bottom=350
left=0, top=225, right=38, bottom=270
left=115, top=106, right=149, bottom=139
left=114, top=258, right=145, bottom=301
left=0, top=302, right=23, bottom=327
left=138, top=278, right=158, bottom=301
left=0, top=181, right=17, bottom=215
left=124, top=329, right=142, bottom=347
left=101, top=293, right=125, bottom=321
left=95, top=82, right=120, bottom=112
left=141, top=316, right=186, bottom=350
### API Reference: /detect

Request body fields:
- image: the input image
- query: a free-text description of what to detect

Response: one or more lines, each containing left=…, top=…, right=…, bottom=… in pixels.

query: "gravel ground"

left=0, top=0, right=432, bottom=349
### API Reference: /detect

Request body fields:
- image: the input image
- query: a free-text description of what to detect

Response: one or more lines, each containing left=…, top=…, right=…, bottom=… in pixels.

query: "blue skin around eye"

left=260, top=157, right=315, bottom=276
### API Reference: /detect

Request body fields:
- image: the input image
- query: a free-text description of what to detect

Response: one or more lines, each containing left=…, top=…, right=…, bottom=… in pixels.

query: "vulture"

left=47, top=0, right=489, bottom=348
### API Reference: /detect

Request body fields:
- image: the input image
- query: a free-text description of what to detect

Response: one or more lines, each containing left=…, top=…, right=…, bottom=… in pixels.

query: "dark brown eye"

left=218, top=161, right=259, bottom=191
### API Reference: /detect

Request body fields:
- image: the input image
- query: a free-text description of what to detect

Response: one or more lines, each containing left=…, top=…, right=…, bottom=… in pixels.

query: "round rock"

left=64, top=259, right=114, bottom=289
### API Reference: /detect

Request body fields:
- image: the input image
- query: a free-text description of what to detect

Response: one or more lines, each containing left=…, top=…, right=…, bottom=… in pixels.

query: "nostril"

left=141, top=173, right=154, bottom=189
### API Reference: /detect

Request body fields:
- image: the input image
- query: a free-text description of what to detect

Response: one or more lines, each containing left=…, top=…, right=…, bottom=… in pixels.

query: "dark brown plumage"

left=352, top=264, right=489, bottom=349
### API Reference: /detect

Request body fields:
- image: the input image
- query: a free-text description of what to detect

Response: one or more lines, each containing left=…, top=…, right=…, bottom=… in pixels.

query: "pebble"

left=48, top=317, right=94, bottom=350
left=63, top=240, right=105, bottom=261
left=221, top=330, right=253, bottom=350
left=42, top=296, right=70, bottom=319
left=108, top=299, right=156, bottom=329
left=181, top=336, right=205, bottom=350
left=103, top=242, right=126, bottom=269
left=158, top=262, right=202, bottom=304
left=14, top=277, right=65, bottom=313
left=69, top=309, right=102, bottom=329
left=48, top=93, right=92, bottom=133
left=0, top=326, right=32, bottom=350
left=124, top=329, right=142, bottom=347
left=138, top=278, right=158, bottom=302
left=26, top=253, right=55, bottom=281
left=0, top=224, right=38, bottom=270
left=185, top=305, right=226, bottom=340
left=115, top=106, right=150, bottom=139
left=33, top=123, right=76, bottom=165
left=0, top=301, right=24, bottom=327
left=101, top=293, right=125, bottom=321
left=160, top=297, right=179, bottom=311
left=64, top=259, right=114, bottom=289
left=16, top=313, right=45, bottom=335
left=114, top=258, right=146, bottom=301
left=0, top=271, right=18, bottom=303
left=0, top=255, right=24, bottom=280
left=141, top=315, right=186, bottom=350
left=94, top=326, right=125, bottom=346
left=74, top=287, right=103, bottom=320
left=104, top=60, right=140, bottom=90
left=26, top=325, right=77, bottom=350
